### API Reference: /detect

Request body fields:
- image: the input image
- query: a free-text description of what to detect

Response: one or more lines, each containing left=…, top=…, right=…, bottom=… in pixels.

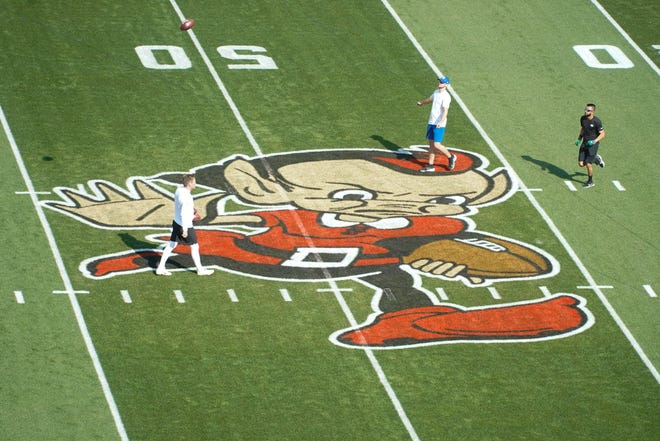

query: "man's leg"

left=191, top=243, right=214, bottom=276
left=156, top=241, right=177, bottom=275
left=420, top=139, right=436, bottom=172
left=583, top=163, right=594, bottom=188
left=434, top=141, right=456, bottom=171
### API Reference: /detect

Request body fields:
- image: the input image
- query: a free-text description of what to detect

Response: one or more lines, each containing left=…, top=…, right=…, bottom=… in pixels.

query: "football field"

left=1, top=1, right=658, bottom=440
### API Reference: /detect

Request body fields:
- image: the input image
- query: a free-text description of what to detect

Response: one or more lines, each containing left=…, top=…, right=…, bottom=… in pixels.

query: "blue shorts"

left=426, top=125, right=446, bottom=142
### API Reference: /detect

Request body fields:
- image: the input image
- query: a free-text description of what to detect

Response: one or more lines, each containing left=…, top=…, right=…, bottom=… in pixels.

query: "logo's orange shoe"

left=335, top=295, right=592, bottom=348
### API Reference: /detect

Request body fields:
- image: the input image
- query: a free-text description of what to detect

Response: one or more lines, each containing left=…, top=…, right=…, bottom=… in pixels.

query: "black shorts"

left=579, top=142, right=599, bottom=164
left=169, top=221, right=198, bottom=245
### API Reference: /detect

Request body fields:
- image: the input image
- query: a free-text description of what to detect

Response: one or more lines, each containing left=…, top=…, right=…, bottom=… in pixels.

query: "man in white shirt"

left=416, top=76, right=456, bottom=172
left=156, top=174, right=214, bottom=276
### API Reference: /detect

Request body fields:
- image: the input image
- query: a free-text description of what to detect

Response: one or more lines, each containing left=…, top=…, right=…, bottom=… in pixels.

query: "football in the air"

left=402, top=234, right=552, bottom=278
left=180, top=18, right=195, bottom=31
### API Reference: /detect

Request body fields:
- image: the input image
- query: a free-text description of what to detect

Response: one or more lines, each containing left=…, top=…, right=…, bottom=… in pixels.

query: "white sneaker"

left=420, top=165, right=435, bottom=173
left=197, top=268, right=214, bottom=276
left=156, top=268, right=172, bottom=276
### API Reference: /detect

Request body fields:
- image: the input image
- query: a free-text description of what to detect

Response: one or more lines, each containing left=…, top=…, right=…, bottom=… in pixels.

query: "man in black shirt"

left=575, top=103, right=606, bottom=188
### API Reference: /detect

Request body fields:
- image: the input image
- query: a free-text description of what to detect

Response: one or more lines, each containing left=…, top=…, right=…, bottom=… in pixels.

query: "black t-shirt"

left=580, top=115, right=604, bottom=141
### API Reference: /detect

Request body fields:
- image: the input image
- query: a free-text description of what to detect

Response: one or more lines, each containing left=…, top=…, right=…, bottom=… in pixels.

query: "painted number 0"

left=135, top=45, right=278, bottom=70
left=572, top=45, right=634, bottom=69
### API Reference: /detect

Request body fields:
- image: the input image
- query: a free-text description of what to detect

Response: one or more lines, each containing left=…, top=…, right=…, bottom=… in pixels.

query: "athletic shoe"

left=420, top=165, right=435, bottom=173
left=156, top=268, right=172, bottom=276
left=448, top=154, right=457, bottom=170
left=595, top=154, right=605, bottom=168
left=583, top=181, right=595, bottom=188
left=197, top=268, right=214, bottom=276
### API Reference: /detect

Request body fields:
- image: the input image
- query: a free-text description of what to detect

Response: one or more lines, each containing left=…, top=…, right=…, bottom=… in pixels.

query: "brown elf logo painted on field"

left=44, top=147, right=593, bottom=348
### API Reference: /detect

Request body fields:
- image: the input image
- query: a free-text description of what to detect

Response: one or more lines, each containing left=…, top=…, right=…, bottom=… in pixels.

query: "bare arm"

left=416, top=97, right=432, bottom=106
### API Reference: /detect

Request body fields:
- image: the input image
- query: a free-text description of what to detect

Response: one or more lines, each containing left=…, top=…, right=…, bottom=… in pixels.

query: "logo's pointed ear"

left=470, top=169, right=513, bottom=206
left=225, top=158, right=290, bottom=204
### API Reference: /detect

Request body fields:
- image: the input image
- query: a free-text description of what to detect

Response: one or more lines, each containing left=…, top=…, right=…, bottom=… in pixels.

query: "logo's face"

left=221, top=148, right=513, bottom=222
left=257, top=159, right=486, bottom=219
left=42, top=147, right=593, bottom=349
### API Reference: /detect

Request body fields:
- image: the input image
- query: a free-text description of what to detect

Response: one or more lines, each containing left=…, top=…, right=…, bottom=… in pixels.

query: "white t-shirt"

left=173, top=186, right=194, bottom=229
left=427, top=89, right=451, bottom=126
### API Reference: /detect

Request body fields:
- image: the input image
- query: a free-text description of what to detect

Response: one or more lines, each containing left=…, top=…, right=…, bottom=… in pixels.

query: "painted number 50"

left=135, top=45, right=278, bottom=70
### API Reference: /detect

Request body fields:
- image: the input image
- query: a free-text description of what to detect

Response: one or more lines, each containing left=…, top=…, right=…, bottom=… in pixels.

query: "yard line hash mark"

left=380, top=0, right=659, bottom=384
left=14, top=290, right=25, bottom=304
left=226, top=289, right=239, bottom=302
left=317, top=287, right=353, bottom=294
left=120, top=290, right=133, bottom=303
left=539, top=286, right=552, bottom=298
left=577, top=285, right=614, bottom=290
left=1, top=105, right=129, bottom=440
left=53, top=289, right=90, bottom=295
left=279, top=288, right=292, bottom=302
left=643, top=285, right=657, bottom=298
left=174, top=290, right=185, bottom=303
left=435, top=287, right=449, bottom=301
left=488, top=287, right=501, bottom=300
left=612, top=180, right=626, bottom=191
left=564, top=181, right=578, bottom=191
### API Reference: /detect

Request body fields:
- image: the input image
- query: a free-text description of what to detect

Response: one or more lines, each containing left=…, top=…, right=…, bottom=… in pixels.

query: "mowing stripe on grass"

left=168, top=1, right=421, bottom=439
left=382, top=0, right=660, bottom=385
left=0, top=105, right=130, bottom=440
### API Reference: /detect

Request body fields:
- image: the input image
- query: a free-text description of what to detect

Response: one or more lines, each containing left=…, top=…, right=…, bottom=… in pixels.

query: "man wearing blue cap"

left=417, top=76, right=456, bottom=172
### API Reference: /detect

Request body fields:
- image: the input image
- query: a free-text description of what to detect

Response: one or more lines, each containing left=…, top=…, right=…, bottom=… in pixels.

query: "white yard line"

left=591, top=0, right=660, bottom=76
left=381, top=0, right=659, bottom=385
left=169, top=1, right=421, bottom=439
left=1, top=105, right=129, bottom=440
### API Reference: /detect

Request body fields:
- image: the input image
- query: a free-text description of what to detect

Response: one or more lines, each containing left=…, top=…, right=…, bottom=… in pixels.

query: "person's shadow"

left=371, top=135, right=403, bottom=152
left=118, top=233, right=189, bottom=271
left=522, top=155, right=585, bottom=182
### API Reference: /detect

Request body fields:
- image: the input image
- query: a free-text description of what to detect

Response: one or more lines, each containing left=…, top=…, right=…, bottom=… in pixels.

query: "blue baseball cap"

left=438, top=76, right=450, bottom=84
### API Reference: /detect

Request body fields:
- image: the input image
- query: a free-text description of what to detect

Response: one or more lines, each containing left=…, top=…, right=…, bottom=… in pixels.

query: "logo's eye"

left=331, top=189, right=374, bottom=200
left=428, top=195, right=466, bottom=205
